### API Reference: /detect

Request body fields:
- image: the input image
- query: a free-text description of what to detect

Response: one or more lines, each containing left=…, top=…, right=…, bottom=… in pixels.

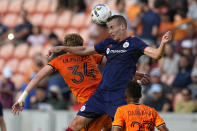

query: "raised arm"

left=144, top=31, right=173, bottom=59
left=47, top=46, right=97, bottom=57
left=12, top=65, right=53, bottom=115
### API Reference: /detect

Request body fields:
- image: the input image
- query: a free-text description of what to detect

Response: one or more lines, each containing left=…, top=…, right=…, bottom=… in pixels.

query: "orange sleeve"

left=112, top=107, right=124, bottom=128
left=153, top=109, right=165, bottom=127
left=92, top=54, right=104, bottom=65
left=48, top=58, right=59, bottom=72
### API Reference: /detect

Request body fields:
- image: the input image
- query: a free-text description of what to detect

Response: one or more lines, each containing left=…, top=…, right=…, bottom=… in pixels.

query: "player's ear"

left=120, top=24, right=126, bottom=30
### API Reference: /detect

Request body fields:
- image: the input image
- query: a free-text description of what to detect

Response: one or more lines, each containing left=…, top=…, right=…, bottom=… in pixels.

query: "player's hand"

left=47, top=46, right=65, bottom=57
left=161, top=31, right=173, bottom=44
left=12, top=101, right=24, bottom=115
left=134, top=72, right=150, bottom=85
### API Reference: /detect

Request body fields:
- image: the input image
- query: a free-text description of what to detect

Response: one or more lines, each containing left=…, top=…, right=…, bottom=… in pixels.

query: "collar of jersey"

left=117, top=36, right=131, bottom=44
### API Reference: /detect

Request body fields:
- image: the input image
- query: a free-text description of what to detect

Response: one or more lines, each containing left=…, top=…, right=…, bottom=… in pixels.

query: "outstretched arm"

left=144, top=31, right=173, bottom=59
left=47, top=46, right=97, bottom=57
left=12, top=65, right=53, bottom=115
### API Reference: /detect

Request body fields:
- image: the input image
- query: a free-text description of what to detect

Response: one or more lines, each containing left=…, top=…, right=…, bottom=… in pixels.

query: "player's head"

left=106, top=15, right=127, bottom=41
left=64, top=33, right=84, bottom=46
left=125, top=81, right=142, bottom=103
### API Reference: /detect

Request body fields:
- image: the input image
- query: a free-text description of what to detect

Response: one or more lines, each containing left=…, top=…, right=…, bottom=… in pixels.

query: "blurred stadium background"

left=0, top=0, right=197, bottom=130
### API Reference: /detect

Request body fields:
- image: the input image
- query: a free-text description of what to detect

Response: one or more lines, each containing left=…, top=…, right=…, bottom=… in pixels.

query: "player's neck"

left=127, top=98, right=140, bottom=105
left=118, top=32, right=129, bottom=42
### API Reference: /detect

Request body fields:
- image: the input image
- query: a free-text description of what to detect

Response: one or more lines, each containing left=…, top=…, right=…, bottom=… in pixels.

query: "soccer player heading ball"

left=47, top=14, right=172, bottom=131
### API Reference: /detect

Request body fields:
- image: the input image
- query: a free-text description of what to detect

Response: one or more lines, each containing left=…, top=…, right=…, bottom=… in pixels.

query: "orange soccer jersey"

left=113, top=104, right=165, bottom=131
left=48, top=53, right=103, bottom=104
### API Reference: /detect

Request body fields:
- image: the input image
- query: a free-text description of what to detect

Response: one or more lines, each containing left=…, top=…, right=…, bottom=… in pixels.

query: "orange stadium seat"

left=4, top=58, right=19, bottom=73
left=84, top=14, right=91, bottom=27
left=53, top=28, right=65, bottom=42
left=13, top=43, right=29, bottom=59
left=18, top=58, right=34, bottom=74
left=8, top=0, right=22, bottom=14
left=70, top=13, right=86, bottom=28
left=36, top=0, right=51, bottom=14
left=28, top=45, right=42, bottom=58
left=42, top=44, right=53, bottom=56
left=56, top=11, right=72, bottom=28
left=23, top=0, right=37, bottom=14
left=11, top=73, right=25, bottom=89
left=42, top=13, right=58, bottom=29
left=42, top=28, right=51, bottom=37
left=89, top=0, right=105, bottom=10
left=0, top=59, right=5, bottom=73
left=107, top=0, right=116, bottom=10
left=79, top=29, right=89, bottom=42
left=3, top=14, right=17, bottom=27
left=65, top=28, right=78, bottom=35
left=16, top=16, right=24, bottom=25
left=0, top=0, right=9, bottom=14
left=30, top=13, right=44, bottom=26
left=0, top=43, right=15, bottom=59
left=50, top=0, right=58, bottom=13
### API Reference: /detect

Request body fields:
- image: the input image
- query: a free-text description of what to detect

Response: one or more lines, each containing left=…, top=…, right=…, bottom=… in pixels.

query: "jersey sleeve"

left=112, top=107, right=124, bottom=128
left=94, top=38, right=112, bottom=54
left=153, top=109, right=165, bottom=128
left=48, top=57, right=59, bottom=72
left=92, top=54, right=104, bottom=65
left=133, top=37, right=148, bottom=55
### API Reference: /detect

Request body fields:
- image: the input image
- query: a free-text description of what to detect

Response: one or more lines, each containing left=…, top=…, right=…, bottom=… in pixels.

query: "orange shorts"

left=80, top=114, right=112, bottom=131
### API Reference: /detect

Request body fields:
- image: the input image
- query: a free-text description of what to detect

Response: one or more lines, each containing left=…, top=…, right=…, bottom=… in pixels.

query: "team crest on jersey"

left=80, top=105, right=86, bottom=112
left=123, top=42, right=129, bottom=48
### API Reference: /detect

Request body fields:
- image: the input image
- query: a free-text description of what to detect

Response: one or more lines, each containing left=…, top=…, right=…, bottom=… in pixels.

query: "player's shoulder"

left=117, top=104, right=131, bottom=111
left=141, top=104, right=157, bottom=112
left=129, top=36, right=142, bottom=42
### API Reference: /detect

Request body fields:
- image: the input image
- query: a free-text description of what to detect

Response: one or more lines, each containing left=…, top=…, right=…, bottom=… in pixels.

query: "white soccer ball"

left=91, top=4, right=111, bottom=25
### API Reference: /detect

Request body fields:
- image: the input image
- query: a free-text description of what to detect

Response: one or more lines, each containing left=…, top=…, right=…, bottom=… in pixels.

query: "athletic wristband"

left=17, top=91, right=28, bottom=105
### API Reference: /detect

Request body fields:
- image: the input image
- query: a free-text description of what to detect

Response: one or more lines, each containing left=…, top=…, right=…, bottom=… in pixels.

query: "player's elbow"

left=154, top=55, right=162, bottom=60
left=151, top=54, right=161, bottom=60
left=158, top=125, right=169, bottom=131
left=152, top=51, right=163, bottom=60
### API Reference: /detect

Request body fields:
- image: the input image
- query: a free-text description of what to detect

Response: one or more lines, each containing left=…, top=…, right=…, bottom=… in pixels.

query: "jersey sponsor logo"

left=106, top=48, right=110, bottom=54
left=106, top=48, right=127, bottom=54
left=80, top=105, right=86, bottom=112
left=123, top=42, right=129, bottom=48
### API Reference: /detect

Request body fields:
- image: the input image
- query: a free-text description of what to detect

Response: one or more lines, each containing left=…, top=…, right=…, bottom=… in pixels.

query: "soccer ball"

left=91, top=4, right=111, bottom=25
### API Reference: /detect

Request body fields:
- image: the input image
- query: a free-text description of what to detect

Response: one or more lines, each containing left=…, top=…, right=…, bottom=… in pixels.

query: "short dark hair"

left=139, top=0, right=148, bottom=4
left=116, top=0, right=122, bottom=6
left=107, top=15, right=127, bottom=28
left=64, top=33, right=83, bottom=46
left=49, top=33, right=58, bottom=40
left=126, top=81, right=142, bottom=99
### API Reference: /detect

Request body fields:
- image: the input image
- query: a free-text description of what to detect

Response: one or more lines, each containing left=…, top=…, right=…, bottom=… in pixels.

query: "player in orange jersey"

left=12, top=33, right=149, bottom=131
left=112, top=81, right=169, bottom=131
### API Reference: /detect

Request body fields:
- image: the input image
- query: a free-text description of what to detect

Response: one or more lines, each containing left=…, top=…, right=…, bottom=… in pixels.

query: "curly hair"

left=64, top=33, right=84, bottom=46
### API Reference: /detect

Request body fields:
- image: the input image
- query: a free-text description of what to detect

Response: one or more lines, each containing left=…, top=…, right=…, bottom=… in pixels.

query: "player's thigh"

left=86, top=114, right=112, bottom=131
left=70, top=115, right=93, bottom=128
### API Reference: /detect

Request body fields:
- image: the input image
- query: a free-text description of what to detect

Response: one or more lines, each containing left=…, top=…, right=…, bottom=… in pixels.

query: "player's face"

left=107, top=19, right=122, bottom=41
